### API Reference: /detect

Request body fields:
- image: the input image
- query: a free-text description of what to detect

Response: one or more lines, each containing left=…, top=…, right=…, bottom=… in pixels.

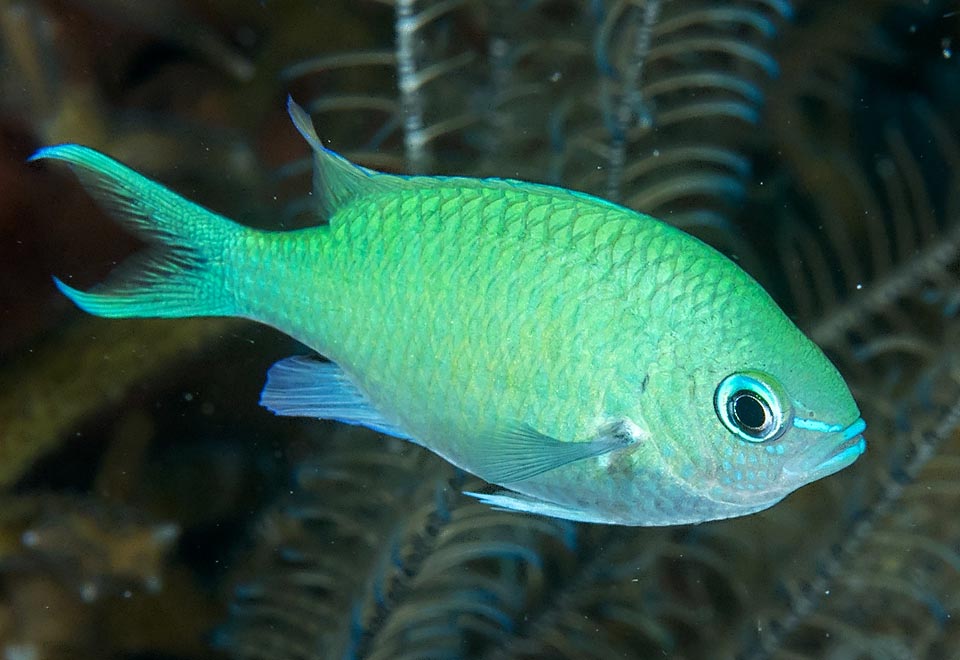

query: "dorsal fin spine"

left=287, top=96, right=399, bottom=219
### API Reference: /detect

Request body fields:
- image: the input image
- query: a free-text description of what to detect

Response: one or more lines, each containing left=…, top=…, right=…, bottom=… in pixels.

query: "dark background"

left=0, top=1, right=958, bottom=658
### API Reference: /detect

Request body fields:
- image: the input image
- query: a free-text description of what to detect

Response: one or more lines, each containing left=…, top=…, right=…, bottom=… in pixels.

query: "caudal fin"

left=32, top=144, right=241, bottom=319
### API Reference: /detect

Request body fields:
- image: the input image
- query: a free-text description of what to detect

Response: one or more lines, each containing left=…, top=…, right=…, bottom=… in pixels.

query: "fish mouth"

left=784, top=416, right=867, bottom=480
left=696, top=417, right=867, bottom=511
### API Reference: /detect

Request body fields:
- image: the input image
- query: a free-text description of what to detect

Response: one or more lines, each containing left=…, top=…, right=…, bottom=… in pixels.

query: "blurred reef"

left=1, top=0, right=959, bottom=658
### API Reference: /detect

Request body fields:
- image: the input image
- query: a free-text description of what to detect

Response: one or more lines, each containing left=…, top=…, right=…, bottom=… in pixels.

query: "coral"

left=0, top=317, right=233, bottom=487
left=0, top=494, right=178, bottom=599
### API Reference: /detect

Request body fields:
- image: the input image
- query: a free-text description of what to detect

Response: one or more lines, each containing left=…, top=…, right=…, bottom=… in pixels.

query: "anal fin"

left=260, top=355, right=410, bottom=440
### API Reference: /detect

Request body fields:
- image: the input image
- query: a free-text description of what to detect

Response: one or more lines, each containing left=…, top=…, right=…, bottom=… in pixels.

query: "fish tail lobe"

left=32, top=144, right=243, bottom=319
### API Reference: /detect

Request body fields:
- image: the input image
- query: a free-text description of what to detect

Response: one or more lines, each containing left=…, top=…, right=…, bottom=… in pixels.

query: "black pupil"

left=731, top=391, right=769, bottom=434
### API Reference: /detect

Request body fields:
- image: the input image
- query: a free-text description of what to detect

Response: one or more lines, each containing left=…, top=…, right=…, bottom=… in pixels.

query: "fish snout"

left=783, top=417, right=866, bottom=481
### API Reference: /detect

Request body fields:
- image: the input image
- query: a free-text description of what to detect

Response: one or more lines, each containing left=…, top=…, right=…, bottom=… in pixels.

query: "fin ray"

left=260, top=355, right=411, bottom=440
left=32, top=144, right=239, bottom=319
left=474, top=423, right=631, bottom=484
left=286, top=96, right=403, bottom=219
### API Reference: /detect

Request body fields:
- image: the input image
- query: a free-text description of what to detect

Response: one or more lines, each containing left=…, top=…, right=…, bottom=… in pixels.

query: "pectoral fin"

left=260, top=355, right=411, bottom=440
left=474, top=423, right=632, bottom=484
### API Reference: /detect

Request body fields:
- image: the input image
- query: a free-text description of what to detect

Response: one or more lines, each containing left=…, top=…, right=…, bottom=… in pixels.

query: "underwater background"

left=1, top=0, right=958, bottom=658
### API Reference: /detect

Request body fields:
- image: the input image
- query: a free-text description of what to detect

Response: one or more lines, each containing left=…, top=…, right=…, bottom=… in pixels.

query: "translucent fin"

left=474, top=424, right=631, bottom=484
left=31, top=144, right=240, bottom=319
left=463, top=489, right=609, bottom=523
left=286, top=96, right=402, bottom=219
left=260, top=355, right=411, bottom=440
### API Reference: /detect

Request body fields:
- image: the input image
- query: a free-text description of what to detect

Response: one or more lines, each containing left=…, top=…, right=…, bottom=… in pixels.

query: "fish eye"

left=714, top=372, right=790, bottom=443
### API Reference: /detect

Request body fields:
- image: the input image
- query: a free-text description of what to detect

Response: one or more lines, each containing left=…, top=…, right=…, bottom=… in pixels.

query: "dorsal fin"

left=287, top=97, right=400, bottom=219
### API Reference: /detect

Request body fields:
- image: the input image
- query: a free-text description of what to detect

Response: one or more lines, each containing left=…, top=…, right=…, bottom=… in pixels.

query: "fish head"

left=642, top=295, right=865, bottom=521
left=702, top=362, right=865, bottom=508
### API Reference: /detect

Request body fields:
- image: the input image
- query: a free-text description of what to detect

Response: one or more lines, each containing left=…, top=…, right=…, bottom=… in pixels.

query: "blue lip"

left=786, top=416, right=867, bottom=478
left=842, top=417, right=867, bottom=441
left=793, top=415, right=867, bottom=438
left=815, top=434, right=866, bottom=475
left=814, top=416, right=867, bottom=475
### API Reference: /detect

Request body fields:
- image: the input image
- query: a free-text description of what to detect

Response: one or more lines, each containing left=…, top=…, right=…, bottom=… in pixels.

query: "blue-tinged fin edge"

left=464, top=489, right=609, bottom=523
left=260, top=355, right=412, bottom=441
left=31, top=142, right=238, bottom=319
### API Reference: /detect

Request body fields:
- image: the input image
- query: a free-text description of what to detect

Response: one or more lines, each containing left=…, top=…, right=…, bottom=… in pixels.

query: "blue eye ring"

left=715, top=372, right=791, bottom=443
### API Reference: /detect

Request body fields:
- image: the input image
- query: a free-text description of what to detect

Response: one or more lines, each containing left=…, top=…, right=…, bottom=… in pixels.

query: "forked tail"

left=32, top=144, right=243, bottom=319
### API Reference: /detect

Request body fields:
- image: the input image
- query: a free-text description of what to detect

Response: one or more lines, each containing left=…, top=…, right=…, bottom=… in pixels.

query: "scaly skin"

left=235, top=178, right=858, bottom=524
left=36, top=102, right=865, bottom=525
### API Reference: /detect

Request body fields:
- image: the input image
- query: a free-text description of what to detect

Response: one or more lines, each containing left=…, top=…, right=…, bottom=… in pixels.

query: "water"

left=1, top=1, right=958, bottom=658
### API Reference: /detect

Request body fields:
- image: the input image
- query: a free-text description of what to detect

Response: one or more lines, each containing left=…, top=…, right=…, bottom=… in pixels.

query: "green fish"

left=34, top=99, right=865, bottom=526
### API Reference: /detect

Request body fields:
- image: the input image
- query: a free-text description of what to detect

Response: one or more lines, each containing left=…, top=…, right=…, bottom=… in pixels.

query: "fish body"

left=34, top=99, right=865, bottom=525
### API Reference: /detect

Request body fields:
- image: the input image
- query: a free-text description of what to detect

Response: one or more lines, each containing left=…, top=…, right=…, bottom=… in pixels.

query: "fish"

left=32, top=98, right=866, bottom=526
